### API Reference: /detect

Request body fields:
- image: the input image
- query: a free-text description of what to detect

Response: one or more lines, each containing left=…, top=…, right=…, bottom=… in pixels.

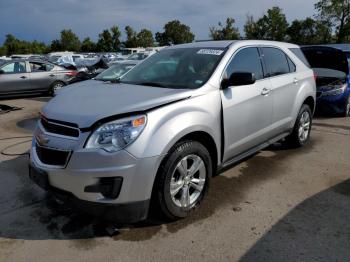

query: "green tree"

left=110, top=26, right=121, bottom=51
left=59, top=29, right=81, bottom=51
left=137, top=29, right=154, bottom=47
left=315, top=0, right=350, bottom=42
left=0, top=46, right=7, bottom=56
left=97, top=29, right=113, bottom=52
left=287, top=18, right=333, bottom=44
left=210, top=18, right=240, bottom=40
left=30, top=40, right=48, bottom=53
left=3, top=34, right=19, bottom=55
left=156, top=20, right=195, bottom=45
left=1, top=34, right=49, bottom=55
left=124, top=26, right=139, bottom=48
left=244, top=15, right=270, bottom=39
left=50, top=39, right=62, bottom=51
left=244, top=7, right=289, bottom=41
left=81, top=37, right=96, bottom=52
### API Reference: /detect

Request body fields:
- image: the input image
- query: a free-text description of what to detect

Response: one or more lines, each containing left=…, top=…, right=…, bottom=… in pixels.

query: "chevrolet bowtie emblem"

left=36, top=133, right=50, bottom=146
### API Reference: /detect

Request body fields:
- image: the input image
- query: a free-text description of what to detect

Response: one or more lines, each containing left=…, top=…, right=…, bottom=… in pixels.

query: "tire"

left=285, top=104, right=312, bottom=148
left=343, top=95, right=350, bottom=117
left=153, top=140, right=212, bottom=220
left=48, top=81, right=65, bottom=96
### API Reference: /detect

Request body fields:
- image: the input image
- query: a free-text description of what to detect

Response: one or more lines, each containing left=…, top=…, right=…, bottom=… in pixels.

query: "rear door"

left=221, top=47, right=273, bottom=162
left=0, top=61, right=31, bottom=94
left=28, top=61, right=56, bottom=91
left=261, top=47, right=299, bottom=134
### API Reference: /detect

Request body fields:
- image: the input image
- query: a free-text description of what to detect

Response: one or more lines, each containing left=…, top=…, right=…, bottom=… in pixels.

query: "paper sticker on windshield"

left=197, top=49, right=224, bottom=56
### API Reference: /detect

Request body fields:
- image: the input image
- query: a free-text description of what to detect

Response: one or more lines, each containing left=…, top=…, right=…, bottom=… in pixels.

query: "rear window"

left=289, top=48, right=310, bottom=67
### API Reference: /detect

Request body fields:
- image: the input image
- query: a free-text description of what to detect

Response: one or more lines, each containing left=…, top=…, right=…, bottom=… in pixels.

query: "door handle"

left=293, top=78, right=299, bottom=84
left=49, top=74, right=55, bottom=77
left=20, top=76, right=27, bottom=79
left=261, top=88, right=271, bottom=95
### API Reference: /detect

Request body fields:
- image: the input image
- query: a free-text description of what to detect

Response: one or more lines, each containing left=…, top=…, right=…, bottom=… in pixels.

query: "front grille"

left=36, top=144, right=71, bottom=167
left=41, top=118, right=79, bottom=137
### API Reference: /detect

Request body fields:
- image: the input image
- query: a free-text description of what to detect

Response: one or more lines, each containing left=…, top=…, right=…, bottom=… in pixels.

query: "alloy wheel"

left=53, top=83, right=64, bottom=92
left=170, top=154, right=206, bottom=208
left=346, top=97, right=350, bottom=116
left=298, top=111, right=311, bottom=142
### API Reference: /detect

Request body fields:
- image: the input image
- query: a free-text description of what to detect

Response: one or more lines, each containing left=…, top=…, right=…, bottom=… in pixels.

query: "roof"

left=167, top=41, right=236, bottom=49
left=166, top=40, right=299, bottom=49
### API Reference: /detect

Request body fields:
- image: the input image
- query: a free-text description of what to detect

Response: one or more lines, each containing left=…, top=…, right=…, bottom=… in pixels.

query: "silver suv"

left=29, top=40, right=316, bottom=222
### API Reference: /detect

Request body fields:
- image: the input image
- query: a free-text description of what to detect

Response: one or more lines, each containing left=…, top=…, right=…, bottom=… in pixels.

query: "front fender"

left=126, top=91, right=222, bottom=163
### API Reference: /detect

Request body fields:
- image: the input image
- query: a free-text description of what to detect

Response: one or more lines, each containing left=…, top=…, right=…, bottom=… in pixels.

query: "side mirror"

left=221, top=72, right=256, bottom=89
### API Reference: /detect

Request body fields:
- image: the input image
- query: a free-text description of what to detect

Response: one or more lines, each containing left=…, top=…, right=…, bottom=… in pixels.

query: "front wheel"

left=153, top=140, right=212, bottom=220
left=285, top=104, right=312, bottom=148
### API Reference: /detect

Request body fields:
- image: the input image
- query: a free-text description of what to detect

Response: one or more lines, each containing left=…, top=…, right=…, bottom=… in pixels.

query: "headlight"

left=322, top=83, right=347, bottom=96
left=85, top=115, right=147, bottom=152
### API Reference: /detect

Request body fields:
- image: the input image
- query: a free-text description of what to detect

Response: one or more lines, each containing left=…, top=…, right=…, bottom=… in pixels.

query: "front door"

left=0, top=61, right=30, bottom=94
left=221, top=47, right=273, bottom=162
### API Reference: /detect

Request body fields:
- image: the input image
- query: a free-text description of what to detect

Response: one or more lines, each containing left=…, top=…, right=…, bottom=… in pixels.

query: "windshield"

left=95, top=63, right=136, bottom=81
left=127, top=53, right=149, bottom=60
left=120, top=47, right=225, bottom=89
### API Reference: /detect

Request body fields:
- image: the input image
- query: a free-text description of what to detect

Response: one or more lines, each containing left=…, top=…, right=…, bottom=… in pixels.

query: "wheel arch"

left=303, top=96, right=315, bottom=114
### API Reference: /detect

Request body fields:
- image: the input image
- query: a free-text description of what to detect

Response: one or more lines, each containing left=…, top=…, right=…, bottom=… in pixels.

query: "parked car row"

left=0, top=55, right=142, bottom=97
left=0, top=59, right=77, bottom=96
left=1, top=43, right=349, bottom=118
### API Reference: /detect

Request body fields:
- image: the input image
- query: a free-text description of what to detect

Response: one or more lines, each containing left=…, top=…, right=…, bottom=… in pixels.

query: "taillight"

left=66, top=71, right=77, bottom=77
left=313, top=71, right=317, bottom=82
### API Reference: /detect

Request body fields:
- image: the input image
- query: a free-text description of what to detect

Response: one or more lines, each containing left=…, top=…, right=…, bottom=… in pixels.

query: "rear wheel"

left=285, top=104, right=312, bottom=148
left=48, top=81, right=65, bottom=96
left=153, top=140, right=212, bottom=220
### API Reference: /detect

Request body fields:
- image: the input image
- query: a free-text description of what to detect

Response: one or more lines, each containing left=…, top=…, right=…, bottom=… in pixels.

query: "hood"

left=42, top=80, right=192, bottom=128
left=301, top=46, right=349, bottom=75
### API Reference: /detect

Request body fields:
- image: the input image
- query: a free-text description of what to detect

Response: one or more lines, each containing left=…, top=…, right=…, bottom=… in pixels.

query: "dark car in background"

left=301, top=46, right=350, bottom=117
left=54, top=61, right=139, bottom=96
left=0, top=59, right=77, bottom=97
left=94, top=61, right=139, bottom=81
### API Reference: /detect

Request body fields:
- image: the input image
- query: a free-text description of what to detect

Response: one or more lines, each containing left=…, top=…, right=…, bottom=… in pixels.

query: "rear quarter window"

left=289, top=48, right=310, bottom=67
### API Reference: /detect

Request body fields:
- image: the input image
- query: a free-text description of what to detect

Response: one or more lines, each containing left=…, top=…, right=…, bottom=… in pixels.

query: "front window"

left=0, top=62, right=26, bottom=74
left=226, top=47, right=264, bottom=80
left=95, top=63, right=136, bottom=81
left=121, top=47, right=226, bottom=89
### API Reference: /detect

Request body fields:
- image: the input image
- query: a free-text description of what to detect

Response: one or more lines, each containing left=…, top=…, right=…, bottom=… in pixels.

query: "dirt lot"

left=0, top=97, right=349, bottom=262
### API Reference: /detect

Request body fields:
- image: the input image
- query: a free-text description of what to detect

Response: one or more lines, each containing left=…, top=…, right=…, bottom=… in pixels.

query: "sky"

left=0, top=0, right=319, bottom=44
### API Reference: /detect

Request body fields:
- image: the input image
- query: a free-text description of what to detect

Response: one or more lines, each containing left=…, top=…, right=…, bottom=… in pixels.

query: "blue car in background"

left=301, top=45, right=350, bottom=117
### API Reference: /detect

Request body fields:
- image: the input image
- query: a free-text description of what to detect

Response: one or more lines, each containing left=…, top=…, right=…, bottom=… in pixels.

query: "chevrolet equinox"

left=30, top=40, right=316, bottom=222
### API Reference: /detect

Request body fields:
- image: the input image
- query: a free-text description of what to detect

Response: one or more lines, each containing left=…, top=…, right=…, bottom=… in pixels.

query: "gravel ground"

left=0, top=97, right=349, bottom=262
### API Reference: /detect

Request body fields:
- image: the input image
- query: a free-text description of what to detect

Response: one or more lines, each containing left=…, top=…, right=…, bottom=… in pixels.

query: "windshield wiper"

left=135, top=82, right=168, bottom=88
left=111, top=78, right=121, bottom=83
